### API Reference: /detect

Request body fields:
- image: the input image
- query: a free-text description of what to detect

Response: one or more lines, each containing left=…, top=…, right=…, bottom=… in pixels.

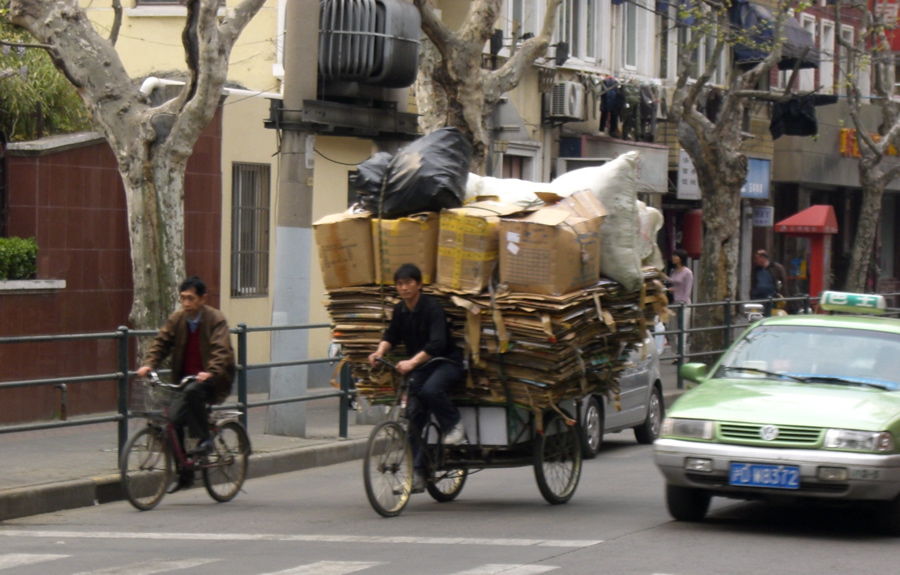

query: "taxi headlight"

left=661, top=418, right=713, bottom=440
left=824, top=429, right=894, bottom=452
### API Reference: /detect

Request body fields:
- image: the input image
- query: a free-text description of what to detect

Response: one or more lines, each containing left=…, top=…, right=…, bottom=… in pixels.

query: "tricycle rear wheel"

left=533, top=409, right=582, bottom=505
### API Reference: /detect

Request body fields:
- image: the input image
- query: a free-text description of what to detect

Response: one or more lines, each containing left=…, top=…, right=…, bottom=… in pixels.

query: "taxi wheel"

left=878, top=494, right=900, bottom=536
left=666, top=483, right=710, bottom=522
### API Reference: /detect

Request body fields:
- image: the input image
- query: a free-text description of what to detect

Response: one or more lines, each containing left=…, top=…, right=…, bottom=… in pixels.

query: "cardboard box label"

left=435, top=201, right=527, bottom=293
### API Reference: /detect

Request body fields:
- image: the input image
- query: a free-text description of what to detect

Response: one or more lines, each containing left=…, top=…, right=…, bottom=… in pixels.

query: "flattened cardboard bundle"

left=436, top=201, right=527, bottom=294
left=313, top=210, right=375, bottom=289
left=372, top=212, right=439, bottom=285
left=499, top=191, right=607, bottom=296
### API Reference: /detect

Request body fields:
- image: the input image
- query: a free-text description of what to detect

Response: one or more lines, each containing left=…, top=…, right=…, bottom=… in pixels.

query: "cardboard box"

left=372, top=212, right=440, bottom=284
left=436, top=201, right=527, bottom=294
left=554, top=188, right=608, bottom=221
left=313, top=210, right=375, bottom=290
left=499, top=201, right=604, bottom=296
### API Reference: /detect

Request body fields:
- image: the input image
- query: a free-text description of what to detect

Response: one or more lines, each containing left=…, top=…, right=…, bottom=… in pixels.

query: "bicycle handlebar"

left=140, top=370, right=197, bottom=391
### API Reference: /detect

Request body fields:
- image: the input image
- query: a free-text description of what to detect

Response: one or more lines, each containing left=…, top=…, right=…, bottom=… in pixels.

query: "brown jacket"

left=142, top=305, right=236, bottom=404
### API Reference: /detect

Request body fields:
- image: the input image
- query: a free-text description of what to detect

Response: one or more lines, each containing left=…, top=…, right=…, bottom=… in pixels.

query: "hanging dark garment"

left=769, top=94, right=839, bottom=140
left=639, top=84, right=659, bottom=142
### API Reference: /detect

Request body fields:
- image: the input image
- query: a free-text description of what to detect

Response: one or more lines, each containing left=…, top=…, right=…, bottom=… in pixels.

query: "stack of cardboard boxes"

left=314, top=190, right=667, bottom=410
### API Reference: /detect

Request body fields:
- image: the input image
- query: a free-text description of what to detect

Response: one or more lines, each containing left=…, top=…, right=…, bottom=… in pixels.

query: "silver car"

left=580, top=332, right=665, bottom=458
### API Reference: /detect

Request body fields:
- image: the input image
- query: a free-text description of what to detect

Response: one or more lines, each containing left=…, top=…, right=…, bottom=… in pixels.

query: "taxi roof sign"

left=819, top=291, right=886, bottom=315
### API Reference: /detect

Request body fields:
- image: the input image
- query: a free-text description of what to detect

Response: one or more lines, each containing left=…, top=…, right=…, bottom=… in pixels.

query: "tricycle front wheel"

left=363, top=421, right=413, bottom=517
left=533, top=409, right=582, bottom=505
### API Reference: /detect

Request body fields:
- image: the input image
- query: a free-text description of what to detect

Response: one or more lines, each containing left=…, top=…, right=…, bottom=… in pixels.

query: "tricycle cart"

left=363, top=359, right=582, bottom=517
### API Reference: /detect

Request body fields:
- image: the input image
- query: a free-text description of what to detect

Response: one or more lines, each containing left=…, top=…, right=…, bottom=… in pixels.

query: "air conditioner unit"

left=544, top=81, right=585, bottom=121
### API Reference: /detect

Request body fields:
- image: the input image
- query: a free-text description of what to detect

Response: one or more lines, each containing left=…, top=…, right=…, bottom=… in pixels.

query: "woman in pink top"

left=667, top=249, right=693, bottom=360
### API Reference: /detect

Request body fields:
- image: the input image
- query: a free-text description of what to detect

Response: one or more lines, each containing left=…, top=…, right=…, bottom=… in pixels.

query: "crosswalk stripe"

left=451, top=565, right=559, bottom=575
left=71, top=558, right=218, bottom=575
left=0, top=554, right=68, bottom=570
left=0, top=530, right=602, bottom=549
left=260, top=561, right=383, bottom=575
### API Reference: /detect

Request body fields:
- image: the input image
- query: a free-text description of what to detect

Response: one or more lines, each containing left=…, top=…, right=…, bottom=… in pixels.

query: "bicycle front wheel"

left=363, top=421, right=412, bottom=517
left=121, top=426, right=173, bottom=511
left=202, top=421, right=250, bottom=502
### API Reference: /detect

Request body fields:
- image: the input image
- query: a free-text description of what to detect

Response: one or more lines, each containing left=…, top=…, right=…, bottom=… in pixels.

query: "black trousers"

left=406, top=360, right=463, bottom=470
left=174, top=381, right=217, bottom=442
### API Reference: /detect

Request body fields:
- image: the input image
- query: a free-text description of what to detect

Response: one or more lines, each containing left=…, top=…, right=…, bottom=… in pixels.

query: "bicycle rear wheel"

left=363, top=421, right=412, bottom=517
left=426, top=468, right=467, bottom=502
left=202, top=421, right=250, bottom=502
left=533, top=409, right=582, bottom=505
left=121, top=426, right=172, bottom=511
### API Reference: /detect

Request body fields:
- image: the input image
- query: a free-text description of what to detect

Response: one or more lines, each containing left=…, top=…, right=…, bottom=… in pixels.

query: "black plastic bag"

left=349, top=151, right=393, bottom=198
left=357, top=127, right=473, bottom=218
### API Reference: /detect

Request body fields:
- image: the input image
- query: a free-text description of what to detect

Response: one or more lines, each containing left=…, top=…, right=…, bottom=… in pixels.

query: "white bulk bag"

left=548, top=152, right=644, bottom=291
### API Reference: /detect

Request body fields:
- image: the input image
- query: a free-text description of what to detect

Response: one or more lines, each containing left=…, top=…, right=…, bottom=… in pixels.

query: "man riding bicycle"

left=368, top=263, right=466, bottom=493
left=137, top=276, right=236, bottom=492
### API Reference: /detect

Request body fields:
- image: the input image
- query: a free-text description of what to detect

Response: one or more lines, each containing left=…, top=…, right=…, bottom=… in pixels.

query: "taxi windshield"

left=715, top=325, right=900, bottom=390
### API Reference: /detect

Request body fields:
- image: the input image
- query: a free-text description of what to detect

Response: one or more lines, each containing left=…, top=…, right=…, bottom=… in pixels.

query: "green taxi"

left=653, top=292, right=900, bottom=532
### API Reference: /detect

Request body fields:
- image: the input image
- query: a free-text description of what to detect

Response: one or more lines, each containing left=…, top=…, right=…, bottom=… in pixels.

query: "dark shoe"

left=190, top=438, right=214, bottom=456
left=411, top=469, right=426, bottom=494
left=168, top=473, right=194, bottom=494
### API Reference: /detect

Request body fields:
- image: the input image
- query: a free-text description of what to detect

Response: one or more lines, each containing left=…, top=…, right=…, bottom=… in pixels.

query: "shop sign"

left=740, top=158, right=770, bottom=199
left=677, top=150, right=702, bottom=200
left=753, top=206, right=774, bottom=227
left=839, top=128, right=900, bottom=158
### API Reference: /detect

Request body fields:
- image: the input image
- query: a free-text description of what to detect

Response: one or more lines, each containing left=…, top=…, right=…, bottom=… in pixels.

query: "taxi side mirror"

left=680, top=362, right=709, bottom=384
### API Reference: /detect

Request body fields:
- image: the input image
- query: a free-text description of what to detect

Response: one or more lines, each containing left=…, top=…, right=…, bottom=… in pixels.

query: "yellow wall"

left=82, top=0, right=280, bottom=91
left=306, top=136, right=379, bottom=354
left=219, top=94, right=280, bottom=364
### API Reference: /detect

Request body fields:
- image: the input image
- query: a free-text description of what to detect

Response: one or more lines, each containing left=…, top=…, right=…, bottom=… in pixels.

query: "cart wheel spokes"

left=426, top=468, right=467, bottom=502
left=364, top=421, right=413, bottom=517
left=533, top=409, right=582, bottom=505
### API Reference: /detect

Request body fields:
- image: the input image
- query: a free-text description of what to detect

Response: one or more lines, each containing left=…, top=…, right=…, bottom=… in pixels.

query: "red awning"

left=774, top=205, right=838, bottom=234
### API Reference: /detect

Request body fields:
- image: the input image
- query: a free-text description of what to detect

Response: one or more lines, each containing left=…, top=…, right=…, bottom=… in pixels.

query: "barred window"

left=231, top=163, right=270, bottom=297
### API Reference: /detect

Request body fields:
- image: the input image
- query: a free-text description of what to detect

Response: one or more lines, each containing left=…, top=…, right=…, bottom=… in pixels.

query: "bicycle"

left=121, top=371, right=251, bottom=511
left=363, top=358, right=582, bottom=517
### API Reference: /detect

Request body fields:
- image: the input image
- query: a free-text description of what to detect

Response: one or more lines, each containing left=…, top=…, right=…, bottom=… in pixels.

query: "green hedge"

left=0, top=237, right=38, bottom=280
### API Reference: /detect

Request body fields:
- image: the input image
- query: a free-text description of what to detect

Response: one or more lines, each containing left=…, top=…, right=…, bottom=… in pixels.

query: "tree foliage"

left=7, top=0, right=265, bottom=331
left=0, top=9, right=91, bottom=141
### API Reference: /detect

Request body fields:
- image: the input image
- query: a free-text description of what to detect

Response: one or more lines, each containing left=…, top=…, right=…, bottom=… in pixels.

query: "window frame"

left=230, top=162, right=271, bottom=298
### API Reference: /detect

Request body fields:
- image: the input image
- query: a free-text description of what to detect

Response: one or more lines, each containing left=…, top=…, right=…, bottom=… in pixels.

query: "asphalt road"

left=1, top=431, right=898, bottom=575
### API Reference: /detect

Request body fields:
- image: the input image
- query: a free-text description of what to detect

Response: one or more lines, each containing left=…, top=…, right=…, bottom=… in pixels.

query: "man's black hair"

left=180, top=276, right=207, bottom=297
left=394, top=263, right=422, bottom=284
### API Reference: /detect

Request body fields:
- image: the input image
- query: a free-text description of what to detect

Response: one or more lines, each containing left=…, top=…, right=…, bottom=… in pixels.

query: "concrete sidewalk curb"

left=0, top=437, right=371, bottom=522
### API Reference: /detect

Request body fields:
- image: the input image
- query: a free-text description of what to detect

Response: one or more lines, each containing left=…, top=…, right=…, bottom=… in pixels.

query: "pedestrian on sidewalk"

left=667, top=249, right=693, bottom=362
left=136, top=276, right=236, bottom=492
left=751, top=249, right=788, bottom=315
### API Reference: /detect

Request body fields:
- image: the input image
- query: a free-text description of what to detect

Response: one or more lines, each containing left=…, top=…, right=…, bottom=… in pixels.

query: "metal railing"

left=2, top=291, right=899, bottom=454
left=0, top=323, right=352, bottom=457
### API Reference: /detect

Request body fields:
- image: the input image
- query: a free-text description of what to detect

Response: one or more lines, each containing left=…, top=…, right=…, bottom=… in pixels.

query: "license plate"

left=729, top=463, right=800, bottom=489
